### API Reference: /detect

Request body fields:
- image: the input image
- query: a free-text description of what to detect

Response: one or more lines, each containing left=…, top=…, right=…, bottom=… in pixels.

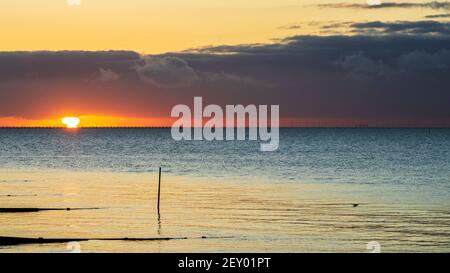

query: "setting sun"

left=61, top=117, right=80, bottom=128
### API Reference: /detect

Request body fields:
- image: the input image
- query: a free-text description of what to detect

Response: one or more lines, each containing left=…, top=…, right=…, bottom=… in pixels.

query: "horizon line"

left=0, top=126, right=449, bottom=129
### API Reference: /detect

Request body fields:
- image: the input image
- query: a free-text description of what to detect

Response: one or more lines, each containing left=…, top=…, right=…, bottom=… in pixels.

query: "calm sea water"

left=0, top=128, right=449, bottom=252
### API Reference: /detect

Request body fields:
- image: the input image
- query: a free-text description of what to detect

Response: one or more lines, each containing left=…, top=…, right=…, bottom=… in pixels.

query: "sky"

left=0, top=0, right=450, bottom=127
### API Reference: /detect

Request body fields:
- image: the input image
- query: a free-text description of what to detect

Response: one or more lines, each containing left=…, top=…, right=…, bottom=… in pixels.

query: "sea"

left=0, top=128, right=449, bottom=252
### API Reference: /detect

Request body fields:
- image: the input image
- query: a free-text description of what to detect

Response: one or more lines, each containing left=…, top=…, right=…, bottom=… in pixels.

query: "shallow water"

left=0, top=129, right=449, bottom=252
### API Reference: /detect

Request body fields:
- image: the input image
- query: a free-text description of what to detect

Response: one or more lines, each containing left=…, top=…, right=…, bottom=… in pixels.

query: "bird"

left=352, top=204, right=359, bottom=207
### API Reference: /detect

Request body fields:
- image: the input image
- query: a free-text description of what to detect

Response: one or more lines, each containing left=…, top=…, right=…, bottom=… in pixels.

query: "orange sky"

left=0, top=116, right=175, bottom=128
left=1, top=116, right=445, bottom=128
left=0, top=0, right=428, bottom=53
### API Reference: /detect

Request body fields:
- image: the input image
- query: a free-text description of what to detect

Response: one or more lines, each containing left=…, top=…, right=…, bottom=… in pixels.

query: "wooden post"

left=157, top=167, right=162, bottom=213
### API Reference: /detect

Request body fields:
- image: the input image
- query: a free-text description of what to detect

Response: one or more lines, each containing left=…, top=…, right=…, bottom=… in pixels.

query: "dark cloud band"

left=0, top=24, right=449, bottom=124
left=318, top=1, right=450, bottom=10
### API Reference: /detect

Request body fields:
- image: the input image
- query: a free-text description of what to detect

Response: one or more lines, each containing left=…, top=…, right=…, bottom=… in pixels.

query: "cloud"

left=338, top=53, right=390, bottom=80
left=176, top=33, right=450, bottom=120
left=202, top=72, right=271, bottom=88
left=318, top=1, right=450, bottom=10
left=425, top=13, right=450, bottom=18
left=278, top=24, right=302, bottom=30
left=1, top=26, right=450, bottom=123
left=134, top=55, right=268, bottom=89
left=97, top=68, right=121, bottom=82
left=367, top=0, right=382, bottom=7
left=398, top=50, right=450, bottom=70
left=0, top=51, right=140, bottom=81
left=134, top=56, right=199, bottom=88
left=350, top=21, right=450, bottom=35
left=336, top=49, right=450, bottom=80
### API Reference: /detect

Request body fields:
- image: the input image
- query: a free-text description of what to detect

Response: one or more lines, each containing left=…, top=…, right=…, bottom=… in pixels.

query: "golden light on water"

left=61, top=117, right=80, bottom=128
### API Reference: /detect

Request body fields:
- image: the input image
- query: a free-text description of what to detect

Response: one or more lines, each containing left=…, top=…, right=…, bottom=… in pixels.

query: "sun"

left=62, top=117, right=80, bottom=128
